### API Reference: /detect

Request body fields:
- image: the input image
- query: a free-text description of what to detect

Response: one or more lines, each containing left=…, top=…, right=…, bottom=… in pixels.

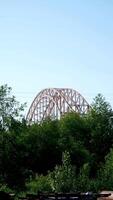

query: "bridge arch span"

left=26, top=88, right=90, bottom=123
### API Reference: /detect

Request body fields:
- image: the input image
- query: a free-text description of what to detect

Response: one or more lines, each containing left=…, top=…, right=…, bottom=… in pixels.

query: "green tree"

left=0, top=84, right=25, bottom=129
left=49, top=151, right=76, bottom=192
left=0, top=84, right=26, bottom=188
left=98, top=148, right=113, bottom=190
left=59, top=113, right=91, bottom=169
left=24, top=119, right=61, bottom=174
left=0, top=122, right=29, bottom=188
left=86, top=94, right=113, bottom=175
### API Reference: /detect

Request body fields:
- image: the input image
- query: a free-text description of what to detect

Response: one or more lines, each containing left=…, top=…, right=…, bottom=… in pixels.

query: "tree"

left=0, top=120, right=29, bottom=188
left=25, top=119, right=61, bottom=174
left=0, top=84, right=26, bottom=188
left=86, top=94, right=113, bottom=175
left=49, top=151, right=76, bottom=192
left=0, top=84, right=25, bottom=129
left=59, top=113, right=90, bottom=169
left=98, top=148, right=113, bottom=190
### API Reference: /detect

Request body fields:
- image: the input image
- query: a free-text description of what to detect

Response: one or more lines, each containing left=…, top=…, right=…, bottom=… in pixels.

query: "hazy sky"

left=0, top=0, right=113, bottom=114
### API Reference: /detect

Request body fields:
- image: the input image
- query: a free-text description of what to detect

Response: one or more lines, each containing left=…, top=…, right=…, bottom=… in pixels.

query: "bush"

left=48, top=151, right=76, bottom=192
left=76, top=164, right=99, bottom=192
left=98, top=148, right=113, bottom=190
left=26, top=175, right=52, bottom=194
left=0, top=184, right=13, bottom=193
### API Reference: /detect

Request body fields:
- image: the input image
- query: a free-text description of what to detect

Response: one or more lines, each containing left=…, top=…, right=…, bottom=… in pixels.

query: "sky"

left=0, top=0, right=113, bottom=115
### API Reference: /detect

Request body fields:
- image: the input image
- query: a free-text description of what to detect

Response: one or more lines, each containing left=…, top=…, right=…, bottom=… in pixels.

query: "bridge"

left=26, top=88, right=90, bottom=124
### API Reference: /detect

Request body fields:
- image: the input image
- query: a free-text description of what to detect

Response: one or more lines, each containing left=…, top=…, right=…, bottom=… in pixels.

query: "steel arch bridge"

left=26, top=88, right=90, bottom=124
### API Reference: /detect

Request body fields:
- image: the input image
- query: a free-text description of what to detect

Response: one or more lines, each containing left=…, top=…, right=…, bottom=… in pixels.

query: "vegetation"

left=0, top=85, right=113, bottom=197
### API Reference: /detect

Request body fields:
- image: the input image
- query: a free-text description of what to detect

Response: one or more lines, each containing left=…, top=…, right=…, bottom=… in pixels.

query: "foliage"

left=0, top=86, right=113, bottom=193
left=0, top=184, right=13, bottom=193
left=48, top=151, right=76, bottom=192
left=26, top=175, right=52, bottom=194
left=0, top=84, right=26, bottom=129
left=23, top=119, right=61, bottom=174
left=97, top=148, right=113, bottom=190
left=85, top=94, right=113, bottom=175
left=59, top=113, right=91, bottom=169
left=0, top=128, right=29, bottom=188
left=76, top=163, right=90, bottom=192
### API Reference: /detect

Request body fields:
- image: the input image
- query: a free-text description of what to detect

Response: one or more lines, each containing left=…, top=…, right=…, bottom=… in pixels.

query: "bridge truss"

left=26, top=88, right=90, bottom=124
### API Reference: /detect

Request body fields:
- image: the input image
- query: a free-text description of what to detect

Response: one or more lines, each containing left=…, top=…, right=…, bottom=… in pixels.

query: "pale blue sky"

left=0, top=0, right=113, bottom=114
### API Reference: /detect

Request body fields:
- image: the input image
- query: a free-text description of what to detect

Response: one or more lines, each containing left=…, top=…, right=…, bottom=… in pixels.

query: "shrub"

left=26, top=175, right=52, bottom=194
left=98, top=148, right=113, bottom=190
left=48, top=151, right=76, bottom=192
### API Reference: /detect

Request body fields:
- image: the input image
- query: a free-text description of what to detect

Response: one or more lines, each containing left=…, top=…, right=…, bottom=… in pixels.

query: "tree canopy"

left=0, top=85, right=113, bottom=195
left=0, top=84, right=25, bottom=129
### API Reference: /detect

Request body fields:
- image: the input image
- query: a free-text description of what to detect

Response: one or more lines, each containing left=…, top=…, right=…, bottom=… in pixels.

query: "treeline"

left=0, top=85, right=113, bottom=196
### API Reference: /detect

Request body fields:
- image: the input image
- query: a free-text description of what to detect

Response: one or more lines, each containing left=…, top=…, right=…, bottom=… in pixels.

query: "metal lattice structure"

left=26, top=88, right=90, bottom=124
